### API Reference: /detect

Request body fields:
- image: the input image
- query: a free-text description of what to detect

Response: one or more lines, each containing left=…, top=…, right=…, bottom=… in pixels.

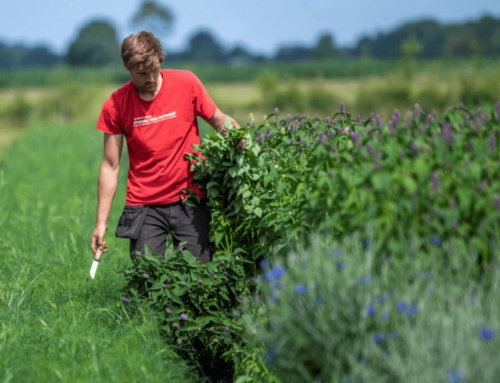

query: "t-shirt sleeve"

left=96, top=95, right=123, bottom=135
left=190, top=72, right=217, bottom=120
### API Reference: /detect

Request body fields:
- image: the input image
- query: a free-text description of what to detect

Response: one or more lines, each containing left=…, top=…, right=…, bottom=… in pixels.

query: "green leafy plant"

left=119, top=244, right=249, bottom=370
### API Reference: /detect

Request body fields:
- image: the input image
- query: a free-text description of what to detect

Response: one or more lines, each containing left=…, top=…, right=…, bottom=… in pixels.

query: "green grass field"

left=0, top=121, right=224, bottom=382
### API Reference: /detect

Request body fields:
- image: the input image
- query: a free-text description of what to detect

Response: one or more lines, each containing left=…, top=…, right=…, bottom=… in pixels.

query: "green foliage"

left=0, top=94, right=33, bottom=125
left=312, top=33, right=337, bottom=61
left=120, top=244, right=249, bottom=368
left=250, top=232, right=500, bottom=383
left=459, top=75, right=500, bottom=107
left=65, top=21, right=120, bottom=67
left=356, top=80, right=412, bottom=116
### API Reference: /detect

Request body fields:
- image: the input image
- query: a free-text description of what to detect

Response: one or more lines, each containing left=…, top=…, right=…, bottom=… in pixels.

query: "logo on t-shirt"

left=133, top=111, right=177, bottom=127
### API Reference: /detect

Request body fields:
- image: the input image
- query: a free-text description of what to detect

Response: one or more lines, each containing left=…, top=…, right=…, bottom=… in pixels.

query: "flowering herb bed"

left=120, top=100, right=500, bottom=381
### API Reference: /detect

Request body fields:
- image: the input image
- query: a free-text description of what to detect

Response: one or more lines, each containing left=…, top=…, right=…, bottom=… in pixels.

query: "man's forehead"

left=133, top=62, right=160, bottom=73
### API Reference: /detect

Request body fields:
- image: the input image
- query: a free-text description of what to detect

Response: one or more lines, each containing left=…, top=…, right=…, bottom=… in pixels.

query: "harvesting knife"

left=90, top=249, right=103, bottom=279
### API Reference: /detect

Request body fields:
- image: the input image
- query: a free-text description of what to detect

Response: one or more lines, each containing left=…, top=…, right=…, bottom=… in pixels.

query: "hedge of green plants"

left=120, top=100, right=500, bottom=381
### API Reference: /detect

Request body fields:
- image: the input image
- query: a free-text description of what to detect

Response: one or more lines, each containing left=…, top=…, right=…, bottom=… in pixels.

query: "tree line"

left=1, top=4, right=499, bottom=70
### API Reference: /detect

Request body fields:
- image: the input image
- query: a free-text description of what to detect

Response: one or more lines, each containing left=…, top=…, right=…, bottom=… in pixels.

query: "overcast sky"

left=1, top=0, right=499, bottom=56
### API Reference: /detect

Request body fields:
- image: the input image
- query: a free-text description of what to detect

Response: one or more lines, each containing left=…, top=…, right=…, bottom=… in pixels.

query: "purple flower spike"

left=287, top=114, right=293, bottom=122
left=300, top=121, right=305, bottom=129
left=315, top=114, right=319, bottom=120
left=489, top=132, right=497, bottom=152
left=178, top=245, right=183, bottom=254
left=332, top=118, right=337, bottom=125
left=162, top=284, right=167, bottom=289
left=496, top=100, right=500, bottom=117
left=321, top=136, right=328, bottom=146
left=275, top=107, right=279, bottom=115
left=181, top=313, right=188, bottom=320
left=121, top=297, right=130, bottom=304
left=369, top=112, right=374, bottom=120
left=209, top=327, right=214, bottom=331
left=413, top=103, right=421, bottom=119
left=223, top=326, right=229, bottom=332
left=355, top=115, right=361, bottom=123
left=223, top=271, right=227, bottom=276
left=270, top=152, right=275, bottom=158
left=466, top=139, right=472, bottom=152
left=173, top=323, right=179, bottom=329
left=181, top=282, right=186, bottom=287
left=432, top=172, right=440, bottom=193
left=264, top=133, right=269, bottom=140
left=214, top=338, right=218, bottom=343
left=366, top=143, right=372, bottom=155
left=166, top=309, right=171, bottom=314
left=177, top=337, right=183, bottom=344
left=256, top=136, right=263, bottom=144
left=411, top=143, right=418, bottom=156
left=339, top=102, right=345, bottom=115
left=296, top=113, right=301, bottom=119
left=325, top=116, right=331, bottom=125
left=300, top=138, right=305, bottom=145
left=375, top=114, right=382, bottom=130
left=197, top=327, right=201, bottom=331
left=442, top=123, right=453, bottom=145
left=327, top=170, right=332, bottom=177
left=426, top=114, right=433, bottom=124
left=458, top=102, right=463, bottom=110
left=142, top=273, right=149, bottom=279
left=213, top=275, right=217, bottom=279
left=496, top=195, right=500, bottom=211
left=330, top=145, right=337, bottom=154
left=393, top=109, right=401, bottom=127
left=221, top=260, right=225, bottom=265
left=290, top=139, right=295, bottom=145
left=352, top=131, right=361, bottom=147
left=198, top=279, right=203, bottom=285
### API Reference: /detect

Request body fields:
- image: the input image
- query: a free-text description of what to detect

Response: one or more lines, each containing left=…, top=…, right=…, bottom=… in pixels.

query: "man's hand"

left=207, top=108, right=246, bottom=151
left=91, top=223, right=109, bottom=255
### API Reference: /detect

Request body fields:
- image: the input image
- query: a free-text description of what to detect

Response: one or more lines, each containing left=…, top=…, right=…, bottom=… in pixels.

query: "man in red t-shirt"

left=90, top=31, right=243, bottom=264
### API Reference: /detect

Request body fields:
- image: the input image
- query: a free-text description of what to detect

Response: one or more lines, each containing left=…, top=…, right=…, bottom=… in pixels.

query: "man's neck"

left=137, top=72, right=163, bottom=101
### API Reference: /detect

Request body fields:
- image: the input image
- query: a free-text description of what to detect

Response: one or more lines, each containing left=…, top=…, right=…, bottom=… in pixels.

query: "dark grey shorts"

left=127, top=200, right=214, bottom=263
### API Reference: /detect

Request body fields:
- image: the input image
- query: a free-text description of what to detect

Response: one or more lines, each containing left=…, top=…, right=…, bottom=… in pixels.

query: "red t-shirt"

left=96, top=69, right=217, bottom=205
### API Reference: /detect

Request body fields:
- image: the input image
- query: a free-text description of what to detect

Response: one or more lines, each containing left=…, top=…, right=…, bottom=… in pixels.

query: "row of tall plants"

left=119, top=99, right=500, bottom=381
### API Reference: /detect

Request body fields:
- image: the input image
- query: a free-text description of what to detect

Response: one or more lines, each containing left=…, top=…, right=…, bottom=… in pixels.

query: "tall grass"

left=0, top=123, right=201, bottom=382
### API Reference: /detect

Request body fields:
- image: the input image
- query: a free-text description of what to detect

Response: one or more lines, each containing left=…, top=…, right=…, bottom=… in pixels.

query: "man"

left=90, top=31, right=244, bottom=264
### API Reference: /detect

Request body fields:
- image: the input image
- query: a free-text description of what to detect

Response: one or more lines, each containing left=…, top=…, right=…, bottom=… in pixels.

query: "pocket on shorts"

left=115, top=205, right=149, bottom=239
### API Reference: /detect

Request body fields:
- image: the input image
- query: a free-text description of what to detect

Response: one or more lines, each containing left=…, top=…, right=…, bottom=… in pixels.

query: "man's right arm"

left=91, top=133, right=123, bottom=255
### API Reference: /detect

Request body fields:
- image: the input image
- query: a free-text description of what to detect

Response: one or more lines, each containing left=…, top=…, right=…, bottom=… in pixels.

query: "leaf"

left=254, top=207, right=263, bottom=218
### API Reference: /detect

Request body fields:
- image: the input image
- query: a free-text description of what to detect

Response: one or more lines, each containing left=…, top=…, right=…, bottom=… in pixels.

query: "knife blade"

left=90, top=249, right=103, bottom=279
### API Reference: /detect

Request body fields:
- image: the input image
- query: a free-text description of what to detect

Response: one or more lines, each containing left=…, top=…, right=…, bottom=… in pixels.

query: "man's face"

left=126, top=61, right=161, bottom=94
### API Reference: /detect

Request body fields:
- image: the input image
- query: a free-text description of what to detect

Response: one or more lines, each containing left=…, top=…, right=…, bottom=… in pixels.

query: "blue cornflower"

left=468, top=297, right=476, bottom=305
left=478, top=327, right=496, bottom=341
left=332, top=249, right=342, bottom=257
left=260, top=259, right=269, bottom=269
left=337, top=261, right=345, bottom=271
left=315, top=294, right=324, bottom=305
left=447, top=369, right=465, bottom=383
left=425, top=272, right=433, bottom=279
left=366, top=304, right=376, bottom=316
left=372, top=333, right=384, bottom=343
left=407, top=304, right=418, bottom=317
left=272, top=281, right=282, bottom=290
left=360, top=276, right=371, bottom=285
left=431, top=235, right=442, bottom=246
left=381, top=311, right=389, bottom=321
left=270, top=266, right=286, bottom=279
left=266, top=345, right=278, bottom=365
left=362, top=239, right=373, bottom=249
left=377, top=295, right=388, bottom=304
left=389, top=332, right=398, bottom=340
left=396, top=301, right=407, bottom=313
left=300, top=262, right=307, bottom=269
left=295, top=284, right=306, bottom=294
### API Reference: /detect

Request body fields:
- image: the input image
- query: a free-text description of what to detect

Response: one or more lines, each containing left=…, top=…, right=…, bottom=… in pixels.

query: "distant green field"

left=1, top=58, right=499, bottom=88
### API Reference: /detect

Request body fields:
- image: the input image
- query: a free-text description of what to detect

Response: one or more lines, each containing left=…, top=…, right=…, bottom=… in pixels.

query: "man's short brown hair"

left=121, top=31, right=167, bottom=70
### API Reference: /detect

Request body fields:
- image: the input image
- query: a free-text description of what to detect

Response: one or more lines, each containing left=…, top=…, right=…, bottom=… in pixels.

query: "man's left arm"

left=207, top=108, right=246, bottom=151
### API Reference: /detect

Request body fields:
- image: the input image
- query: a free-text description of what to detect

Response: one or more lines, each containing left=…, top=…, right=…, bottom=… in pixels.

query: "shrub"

left=119, top=244, right=249, bottom=370
left=250, top=232, right=500, bottom=383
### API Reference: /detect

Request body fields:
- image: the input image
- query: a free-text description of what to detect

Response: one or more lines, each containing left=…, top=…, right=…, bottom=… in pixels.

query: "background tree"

left=65, top=21, right=120, bottom=67
left=184, top=30, right=225, bottom=63
left=312, top=33, right=337, bottom=60
left=131, top=0, right=174, bottom=39
left=401, top=33, right=423, bottom=79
